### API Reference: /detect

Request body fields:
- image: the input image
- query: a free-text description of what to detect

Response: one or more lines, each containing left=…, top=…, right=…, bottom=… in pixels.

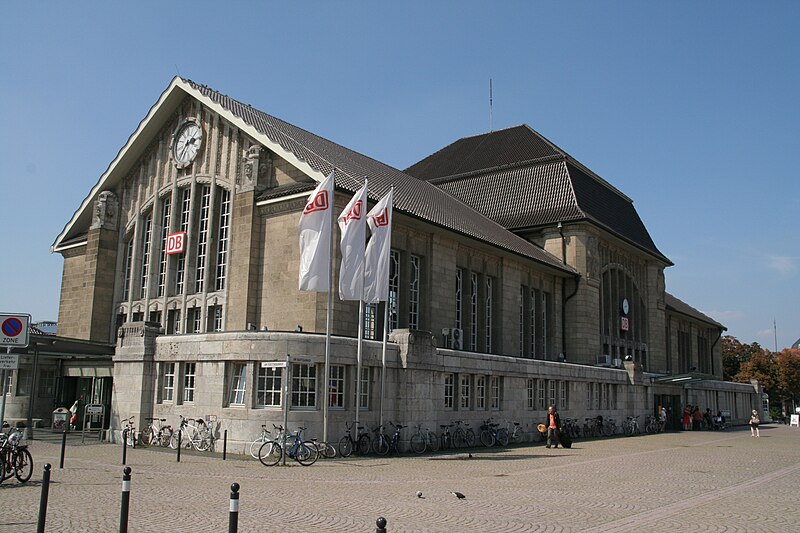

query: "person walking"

left=683, top=405, right=692, bottom=431
left=749, top=409, right=761, bottom=437
left=692, top=406, right=702, bottom=431
left=544, top=405, right=561, bottom=449
left=660, top=406, right=667, bottom=432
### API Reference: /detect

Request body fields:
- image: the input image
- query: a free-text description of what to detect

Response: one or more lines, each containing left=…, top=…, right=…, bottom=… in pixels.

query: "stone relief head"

left=90, top=191, right=119, bottom=230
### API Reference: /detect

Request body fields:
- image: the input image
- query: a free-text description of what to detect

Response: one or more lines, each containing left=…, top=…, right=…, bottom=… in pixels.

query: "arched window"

left=599, top=266, right=648, bottom=368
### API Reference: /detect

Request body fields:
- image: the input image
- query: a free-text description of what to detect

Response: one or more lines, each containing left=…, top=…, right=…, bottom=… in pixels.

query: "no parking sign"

left=1, top=313, right=30, bottom=348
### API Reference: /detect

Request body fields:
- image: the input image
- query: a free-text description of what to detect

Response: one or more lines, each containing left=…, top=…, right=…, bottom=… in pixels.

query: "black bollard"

left=122, top=429, right=128, bottom=465
left=119, top=467, right=132, bottom=533
left=223, top=429, right=228, bottom=460
left=376, top=516, right=387, bottom=532
left=37, top=464, right=52, bottom=533
left=176, top=430, right=181, bottom=462
left=229, top=483, right=240, bottom=533
left=59, top=429, right=67, bottom=469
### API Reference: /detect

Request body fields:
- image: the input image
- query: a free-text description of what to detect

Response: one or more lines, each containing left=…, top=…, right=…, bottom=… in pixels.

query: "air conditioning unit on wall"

left=442, top=328, right=463, bottom=350
left=612, top=358, right=623, bottom=368
left=596, top=354, right=611, bottom=366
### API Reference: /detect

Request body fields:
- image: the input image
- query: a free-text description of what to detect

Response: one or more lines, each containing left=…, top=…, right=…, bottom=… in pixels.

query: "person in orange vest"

left=544, top=405, right=561, bottom=449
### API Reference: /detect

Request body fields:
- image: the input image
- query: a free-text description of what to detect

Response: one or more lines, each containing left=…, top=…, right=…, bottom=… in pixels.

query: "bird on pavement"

left=416, top=491, right=424, bottom=499
left=450, top=491, right=466, bottom=500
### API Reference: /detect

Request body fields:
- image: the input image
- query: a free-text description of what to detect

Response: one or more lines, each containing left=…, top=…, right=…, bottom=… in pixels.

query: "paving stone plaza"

left=2, top=424, right=798, bottom=532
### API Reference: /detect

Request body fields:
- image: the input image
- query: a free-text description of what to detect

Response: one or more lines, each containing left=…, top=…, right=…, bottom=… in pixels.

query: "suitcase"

left=558, top=430, right=572, bottom=449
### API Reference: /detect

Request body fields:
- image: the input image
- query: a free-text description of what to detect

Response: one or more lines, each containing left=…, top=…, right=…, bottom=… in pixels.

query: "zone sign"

left=1, top=313, right=30, bottom=347
left=166, top=232, right=187, bottom=255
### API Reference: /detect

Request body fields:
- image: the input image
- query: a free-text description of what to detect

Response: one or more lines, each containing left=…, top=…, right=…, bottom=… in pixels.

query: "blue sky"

left=1, top=1, right=798, bottom=348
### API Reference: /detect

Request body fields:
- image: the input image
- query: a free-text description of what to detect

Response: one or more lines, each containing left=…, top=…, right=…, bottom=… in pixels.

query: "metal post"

left=355, top=301, right=364, bottom=426
left=122, top=429, right=127, bottom=465
left=0, top=350, right=9, bottom=428
left=59, top=428, right=67, bottom=468
left=119, top=467, right=131, bottom=533
left=223, top=429, right=228, bottom=460
left=228, top=483, right=240, bottom=533
left=176, top=430, right=181, bottom=462
left=379, top=304, right=389, bottom=429
left=282, top=355, right=290, bottom=467
left=376, top=517, right=387, bottom=532
left=37, top=464, right=52, bottom=533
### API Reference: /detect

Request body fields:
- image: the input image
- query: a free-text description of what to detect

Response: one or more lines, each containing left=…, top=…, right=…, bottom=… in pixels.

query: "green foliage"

left=776, top=349, right=800, bottom=401
left=722, top=335, right=767, bottom=381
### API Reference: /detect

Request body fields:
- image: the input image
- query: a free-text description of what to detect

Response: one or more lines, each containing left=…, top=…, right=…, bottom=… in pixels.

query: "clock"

left=621, top=298, right=630, bottom=315
left=172, top=120, right=203, bottom=168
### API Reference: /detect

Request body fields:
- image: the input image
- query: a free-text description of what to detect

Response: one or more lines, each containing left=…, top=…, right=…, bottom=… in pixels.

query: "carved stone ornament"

left=90, top=191, right=119, bottom=230
left=239, top=145, right=261, bottom=191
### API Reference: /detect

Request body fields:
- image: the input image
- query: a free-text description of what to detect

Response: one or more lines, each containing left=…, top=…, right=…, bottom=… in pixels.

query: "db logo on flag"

left=371, top=208, right=390, bottom=227
left=343, top=200, right=362, bottom=224
left=303, top=191, right=329, bottom=214
left=166, top=232, right=186, bottom=255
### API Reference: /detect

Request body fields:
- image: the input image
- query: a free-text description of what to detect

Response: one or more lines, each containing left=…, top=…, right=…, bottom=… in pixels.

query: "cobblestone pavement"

left=2, top=424, right=799, bottom=532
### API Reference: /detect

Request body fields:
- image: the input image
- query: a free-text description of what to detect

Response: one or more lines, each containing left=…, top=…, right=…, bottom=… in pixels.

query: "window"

left=548, top=380, right=557, bottom=408
left=609, top=384, right=617, bottom=410
left=460, top=374, right=471, bottom=410
left=444, top=373, right=455, bottom=409
left=140, top=212, right=153, bottom=299
left=256, top=366, right=282, bottom=408
left=560, top=381, right=569, bottom=410
left=183, top=363, right=196, bottom=403
left=38, top=368, right=56, bottom=397
left=364, top=303, right=377, bottom=340
left=530, top=288, right=538, bottom=358
left=123, top=239, right=134, bottom=301
left=519, top=286, right=525, bottom=357
left=470, top=273, right=478, bottom=351
left=541, top=291, right=549, bottom=357
left=188, top=307, right=202, bottom=333
left=162, top=362, right=175, bottom=402
left=15, top=367, right=32, bottom=396
left=4, top=371, right=11, bottom=395
left=328, top=365, right=345, bottom=409
left=527, top=378, right=536, bottom=410
left=586, top=382, right=592, bottom=410
left=593, top=382, right=600, bottom=410
left=167, top=309, right=181, bottom=335
left=291, top=363, right=316, bottom=408
left=476, top=375, right=486, bottom=410
left=409, top=255, right=420, bottom=330
left=455, top=268, right=463, bottom=331
left=208, top=305, right=223, bottom=332
left=485, top=276, right=493, bottom=353
left=215, top=188, right=230, bottom=291
left=158, top=196, right=171, bottom=297
left=228, top=363, right=247, bottom=406
left=599, top=266, right=648, bottom=368
left=490, top=376, right=502, bottom=410
left=538, top=379, right=546, bottom=410
left=389, top=250, right=400, bottom=331
left=175, top=188, right=191, bottom=295
left=600, top=382, right=607, bottom=410
left=359, top=366, right=370, bottom=409
left=195, top=185, right=211, bottom=293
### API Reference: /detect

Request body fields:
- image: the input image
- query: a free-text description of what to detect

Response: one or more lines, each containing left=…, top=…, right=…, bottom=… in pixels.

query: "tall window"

left=38, top=368, right=56, bottom=397
left=195, top=185, right=211, bottom=293
left=228, top=363, right=247, bottom=406
left=208, top=305, right=223, bottom=332
left=485, top=277, right=493, bottom=353
left=188, top=307, right=202, bottom=333
left=444, top=373, right=455, bottom=409
left=542, top=291, right=549, bottom=357
left=328, top=365, right=345, bottom=408
left=359, top=367, right=370, bottom=409
left=364, top=303, right=377, bottom=340
left=162, top=362, right=175, bottom=402
left=527, top=378, right=536, bottom=410
left=175, top=188, right=191, bottom=294
left=157, top=196, right=171, bottom=297
left=460, top=374, right=471, bottom=410
left=215, top=188, right=230, bottom=291
left=490, top=376, right=501, bottom=410
left=183, top=362, right=196, bottom=403
left=123, top=239, right=134, bottom=301
left=559, top=381, right=569, bottom=410
left=476, top=376, right=486, bottom=410
left=388, top=250, right=400, bottom=331
left=519, top=286, right=525, bottom=357
left=599, top=266, right=648, bottom=367
left=409, top=255, right=420, bottom=330
left=256, top=366, right=282, bottom=408
left=530, top=289, right=538, bottom=358
left=291, top=363, right=316, bottom=408
left=548, top=380, right=557, bottom=408
left=470, top=273, right=478, bottom=351
left=140, top=213, right=153, bottom=299
left=538, top=379, right=546, bottom=410
left=455, top=268, right=463, bottom=331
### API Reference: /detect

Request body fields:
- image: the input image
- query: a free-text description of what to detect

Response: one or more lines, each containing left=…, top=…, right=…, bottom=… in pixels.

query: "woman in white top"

left=749, top=409, right=760, bottom=437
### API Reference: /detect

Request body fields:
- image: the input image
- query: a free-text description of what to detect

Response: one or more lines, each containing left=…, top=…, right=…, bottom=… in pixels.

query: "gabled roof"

left=665, top=292, right=726, bottom=330
left=53, top=78, right=575, bottom=275
left=405, top=125, right=671, bottom=265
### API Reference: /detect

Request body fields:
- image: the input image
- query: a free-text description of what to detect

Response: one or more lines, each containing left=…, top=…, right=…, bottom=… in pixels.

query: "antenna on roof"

left=489, top=78, right=493, bottom=132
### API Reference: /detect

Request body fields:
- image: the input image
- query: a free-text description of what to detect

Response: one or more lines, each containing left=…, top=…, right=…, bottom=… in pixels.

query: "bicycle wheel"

left=410, top=432, right=426, bottom=454
left=196, top=433, right=213, bottom=451
left=464, top=428, right=476, bottom=447
left=427, top=431, right=440, bottom=452
left=372, top=434, right=390, bottom=456
left=338, top=436, right=353, bottom=458
left=294, top=441, right=319, bottom=466
left=480, top=429, right=494, bottom=447
left=496, top=428, right=509, bottom=446
left=13, top=448, right=33, bottom=483
left=158, top=427, right=173, bottom=447
left=510, top=428, right=523, bottom=444
left=318, top=441, right=337, bottom=459
left=452, top=428, right=466, bottom=448
left=169, top=430, right=180, bottom=449
left=249, top=437, right=266, bottom=459
left=258, top=441, right=282, bottom=466
left=125, top=429, right=136, bottom=447
left=140, top=427, right=154, bottom=447
left=356, top=434, right=371, bottom=455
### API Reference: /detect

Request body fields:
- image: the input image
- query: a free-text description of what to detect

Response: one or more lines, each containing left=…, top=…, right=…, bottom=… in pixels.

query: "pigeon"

left=450, top=491, right=466, bottom=500
left=416, top=491, right=424, bottom=499
left=468, top=453, right=473, bottom=459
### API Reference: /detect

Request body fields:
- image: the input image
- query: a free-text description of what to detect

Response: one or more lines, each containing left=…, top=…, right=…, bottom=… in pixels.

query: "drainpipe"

left=710, top=327, right=724, bottom=376
left=558, top=222, right=581, bottom=362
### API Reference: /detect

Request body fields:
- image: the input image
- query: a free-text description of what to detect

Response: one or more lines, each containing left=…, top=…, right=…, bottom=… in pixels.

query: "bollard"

left=376, top=516, right=387, bottom=532
left=37, top=464, right=52, bottom=533
left=119, top=467, right=132, bottom=533
left=122, top=429, right=128, bottom=465
left=228, top=483, right=240, bottom=533
left=223, top=429, right=228, bottom=460
left=176, top=430, right=181, bottom=462
left=59, top=429, right=67, bottom=469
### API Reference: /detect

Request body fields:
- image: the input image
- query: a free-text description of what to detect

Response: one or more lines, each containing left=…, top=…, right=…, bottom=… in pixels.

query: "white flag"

left=298, top=172, right=335, bottom=292
left=363, top=188, right=393, bottom=303
left=338, top=181, right=368, bottom=301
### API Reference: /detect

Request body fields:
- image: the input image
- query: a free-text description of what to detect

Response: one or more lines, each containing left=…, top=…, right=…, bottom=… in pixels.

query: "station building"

left=7, top=77, right=759, bottom=447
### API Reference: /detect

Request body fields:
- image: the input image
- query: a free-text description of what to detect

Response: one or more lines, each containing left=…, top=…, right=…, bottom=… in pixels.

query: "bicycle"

left=451, top=420, right=475, bottom=448
left=338, top=421, right=371, bottom=457
left=0, top=428, right=33, bottom=483
left=372, top=425, right=390, bottom=456
left=562, top=418, right=581, bottom=440
left=388, top=422, right=406, bottom=454
left=122, top=416, right=137, bottom=447
left=170, top=415, right=213, bottom=451
left=141, top=418, right=172, bottom=447
left=645, top=415, right=661, bottom=434
left=508, top=421, right=525, bottom=444
left=605, top=417, right=619, bottom=436
left=314, top=440, right=337, bottom=459
left=258, top=425, right=319, bottom=466
left=409, top=424, right=440, bottom=454
left=439, top=423, right=454, bottom=450
left=249, top=425, right=272, bottom=459
left=625, top=415, right=641, bottom=435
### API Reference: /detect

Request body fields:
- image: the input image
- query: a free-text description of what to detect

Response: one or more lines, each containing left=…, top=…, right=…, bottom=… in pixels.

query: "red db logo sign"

left=620, top=316, right=629, bottom=332
left=371, top=208, right=390, bottom=227
left=166, top=232, right=186, bottom=255
left=303, top=191, right=329, bottom=214
left=343, top=200, right=362, bottom=225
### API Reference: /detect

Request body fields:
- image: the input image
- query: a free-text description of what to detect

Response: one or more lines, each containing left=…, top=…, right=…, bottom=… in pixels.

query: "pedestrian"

left=69, top=395, right=83, bottom=430
left=692, top=406, right=702, bottom=431
left=660, top=406, right=667, bottom=432
left=544, top=405, right=561, bottom=449
left=749, top=409, right=760, bottom=437
left=683, top=405, right=692, bottom=431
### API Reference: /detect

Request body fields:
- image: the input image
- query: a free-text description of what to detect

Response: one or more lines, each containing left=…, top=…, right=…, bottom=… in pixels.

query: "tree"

left=775, top=348, right=800, bottom=406
left=734, top=348, right=777, bottom=396
left=722, top=335, right=767, bottom=381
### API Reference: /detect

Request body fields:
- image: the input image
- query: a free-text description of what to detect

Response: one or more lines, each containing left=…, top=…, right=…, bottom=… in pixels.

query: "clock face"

left=173, top=121, right=203, bottom=168
left=621, top=298, right=630, bottom=315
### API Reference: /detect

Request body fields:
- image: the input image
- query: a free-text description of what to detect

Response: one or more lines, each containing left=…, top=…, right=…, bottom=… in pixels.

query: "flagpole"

left=322, top=170, right=335, bottom=445
left=355, top=300, right=364, bottom=426
left=379, top=303, right=389, bottom=429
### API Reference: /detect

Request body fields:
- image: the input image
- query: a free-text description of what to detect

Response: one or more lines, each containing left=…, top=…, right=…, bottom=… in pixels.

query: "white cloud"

left=767, top=255, right=797, bottom=275
left=704, top=310, right=745, bottom=322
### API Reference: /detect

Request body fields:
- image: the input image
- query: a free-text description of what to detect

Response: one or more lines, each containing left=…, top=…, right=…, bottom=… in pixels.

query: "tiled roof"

left=405, top=125, right=670, bottom=264
left=665, top=293, right=726, bottom=330
left=185, top=80, right=575, bottom=274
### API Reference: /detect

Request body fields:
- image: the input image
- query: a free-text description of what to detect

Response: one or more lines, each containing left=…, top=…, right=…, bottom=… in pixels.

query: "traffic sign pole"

left=0, top=348, right=10, bottom=428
